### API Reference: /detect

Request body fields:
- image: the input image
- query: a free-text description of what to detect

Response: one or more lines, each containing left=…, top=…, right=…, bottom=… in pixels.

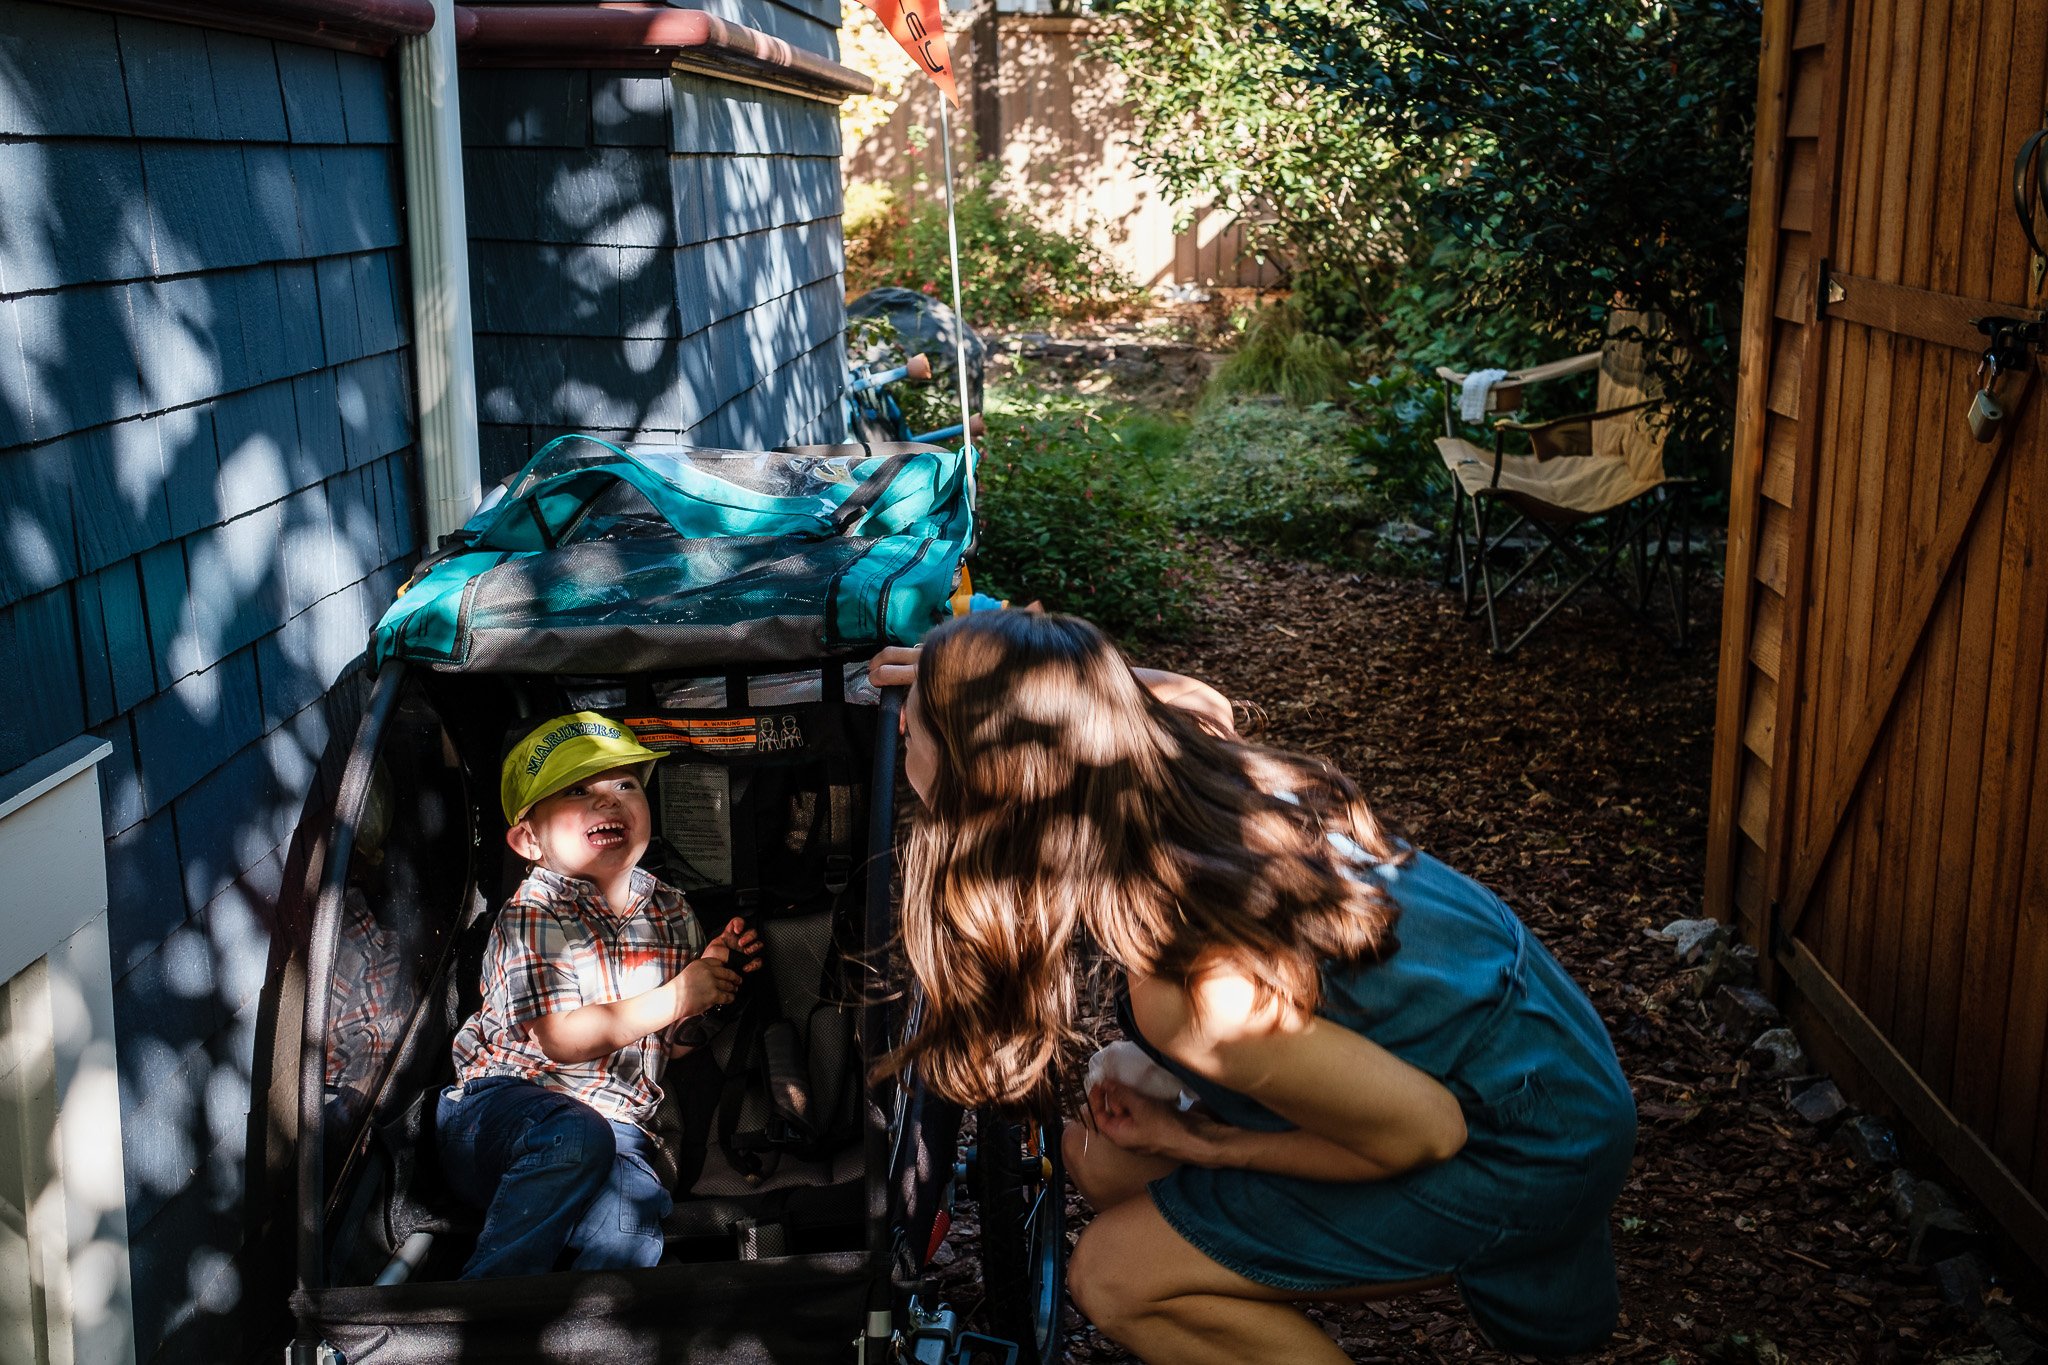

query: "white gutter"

left=397, top=0, right=482, bottom=544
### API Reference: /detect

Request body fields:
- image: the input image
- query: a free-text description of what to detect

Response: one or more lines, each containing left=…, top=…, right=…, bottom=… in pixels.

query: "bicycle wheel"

left=970, top=1105, right=1065, bottom=1365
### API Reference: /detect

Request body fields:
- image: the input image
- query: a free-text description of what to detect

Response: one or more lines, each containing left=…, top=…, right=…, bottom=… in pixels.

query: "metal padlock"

left=1970, top=383, right=2006, bottom=442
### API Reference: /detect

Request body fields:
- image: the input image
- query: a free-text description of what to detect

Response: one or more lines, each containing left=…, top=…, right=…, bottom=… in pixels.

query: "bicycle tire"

left=970, top=1105, right=1065, bottom=1365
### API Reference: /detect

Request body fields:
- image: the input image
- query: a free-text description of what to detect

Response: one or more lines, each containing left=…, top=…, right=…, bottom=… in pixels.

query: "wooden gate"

left=1708, top=0, right=2048, bottom=1264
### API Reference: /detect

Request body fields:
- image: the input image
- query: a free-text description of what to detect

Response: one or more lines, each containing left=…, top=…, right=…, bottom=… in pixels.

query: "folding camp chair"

left=1434, top=310, right=1693, bottom=658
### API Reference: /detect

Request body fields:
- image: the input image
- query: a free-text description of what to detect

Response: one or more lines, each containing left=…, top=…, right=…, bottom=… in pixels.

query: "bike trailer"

left=248, top=439, right=1060, bottom=1365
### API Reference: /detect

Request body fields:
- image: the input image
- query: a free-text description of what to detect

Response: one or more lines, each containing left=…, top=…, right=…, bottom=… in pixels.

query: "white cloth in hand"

left=1085, top=1040, right=1197, bottom=1112
left=1459, top=368, right=1510, bottom=423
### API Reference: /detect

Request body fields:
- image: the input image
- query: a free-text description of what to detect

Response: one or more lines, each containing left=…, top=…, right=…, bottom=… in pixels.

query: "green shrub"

left=971, top=387, right=1201, bottom=639
left=1091, top=0, right=1426, bottom=342
left=1342, top=368, right=1454, bottom=524
left=1276, top=0, right=1758, bottom=471
left=1207, top=303, right=1360, bottom=408
left=1169, top=398, right=1388, bottom=563
left=843, top=171, right=1141, bottom=328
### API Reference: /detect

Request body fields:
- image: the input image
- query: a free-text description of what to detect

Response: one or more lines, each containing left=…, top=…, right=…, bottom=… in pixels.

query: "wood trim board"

left=1761, top=0, right=1856, bottom=992
left=1781, top=938, right=2048, bottom=1267
left=1826, top=270, right=2018, bottom=352
left=453, top=4, right=873, bottom=99
left=1709, top=0, right=1799, bottom=928
left=57, top=0, right=434, bottom=54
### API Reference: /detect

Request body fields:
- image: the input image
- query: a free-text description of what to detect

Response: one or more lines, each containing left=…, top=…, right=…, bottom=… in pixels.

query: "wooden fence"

left=1707, top=0, right=2048, bottom=1267
left=843, top=15, right=1280, bottom=293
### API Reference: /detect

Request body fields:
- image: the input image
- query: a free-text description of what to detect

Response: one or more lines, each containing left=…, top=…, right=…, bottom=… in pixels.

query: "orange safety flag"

left=854, top=0, right=959, bottom=108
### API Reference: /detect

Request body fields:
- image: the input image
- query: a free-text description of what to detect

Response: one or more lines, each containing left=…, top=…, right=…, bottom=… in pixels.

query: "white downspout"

left=398, top=0, right=482, bottom=543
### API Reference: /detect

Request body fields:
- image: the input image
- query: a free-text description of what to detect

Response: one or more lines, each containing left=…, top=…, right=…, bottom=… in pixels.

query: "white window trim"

left=0, top=736, right=135, bottom=1365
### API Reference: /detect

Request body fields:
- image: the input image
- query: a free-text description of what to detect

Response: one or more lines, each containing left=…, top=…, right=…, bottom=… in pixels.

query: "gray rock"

left=1662, top=917, right=1727, bottom=966
left=1984, top=1308, right=2044, bottom=1365
left=1888, top=1172, right=1984, bottom=1262
left=1886, top=1169, right=1923, bottom=1221
left=1715, top=985, right=1783, bottom=1038
left=1376, top=519, right=1435, bottom=545
left=1836, top=1115, right=1900, bottom=1168
left=1789, top=1079, right=1848, bottom=1126
left=1745, top=1027, right=1809, bottom=1078
left=1693, top=938, right=1762, bottom=998
left=1930, top=1251, right=1993, bottom=1317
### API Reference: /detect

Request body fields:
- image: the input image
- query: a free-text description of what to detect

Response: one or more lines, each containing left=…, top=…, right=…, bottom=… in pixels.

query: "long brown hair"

left=889, top=611, right=1404, bottom=1110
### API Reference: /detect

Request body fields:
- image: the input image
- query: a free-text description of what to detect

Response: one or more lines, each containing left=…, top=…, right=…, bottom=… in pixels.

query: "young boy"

left=437, top=711, right=757, bottom=1278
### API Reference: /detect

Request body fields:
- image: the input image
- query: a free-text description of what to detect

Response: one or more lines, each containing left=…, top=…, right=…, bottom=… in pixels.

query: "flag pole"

left=935, top=94, right=977, bottom=509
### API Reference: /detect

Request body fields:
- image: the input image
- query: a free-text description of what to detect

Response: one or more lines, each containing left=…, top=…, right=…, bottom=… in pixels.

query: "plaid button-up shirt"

left=452, top=865, right=707, bottom=1126
left=326, top=889, right=407, bottom=1099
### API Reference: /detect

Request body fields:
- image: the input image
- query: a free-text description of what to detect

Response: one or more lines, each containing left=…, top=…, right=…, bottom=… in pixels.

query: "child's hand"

left=702, top=916, right=763, bottom=970
left=672, top=954, right=742, bottom=1020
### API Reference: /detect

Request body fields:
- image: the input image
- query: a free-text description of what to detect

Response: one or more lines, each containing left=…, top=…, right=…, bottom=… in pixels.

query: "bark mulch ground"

left=932, top=542, right=2031, bottom=1364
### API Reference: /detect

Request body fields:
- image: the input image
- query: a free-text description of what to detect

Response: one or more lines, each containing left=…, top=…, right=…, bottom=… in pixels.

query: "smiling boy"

left=436, top=712, right=757, bottom=1278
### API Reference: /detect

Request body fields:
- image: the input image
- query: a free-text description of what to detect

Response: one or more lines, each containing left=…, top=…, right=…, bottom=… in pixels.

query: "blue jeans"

left=436, top=1076, right=672, bottom=1277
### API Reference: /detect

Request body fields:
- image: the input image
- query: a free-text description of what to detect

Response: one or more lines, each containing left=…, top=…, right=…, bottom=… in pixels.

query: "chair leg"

left=1462, top=493, right=1492, bottom=619
left=1447, top=485, right=1472, bottom=603
left=1633, top=511, right=1653, bottom=608
left=1472, top=512, right=1551, bottom=605
left=1492, top=516, right=1648, bottom=656
left=1474, top=498, right=1509, bottom=655
left=1466, top=489, right=1694, bottom=657
left=1661, top=488, right=1692, bottom=650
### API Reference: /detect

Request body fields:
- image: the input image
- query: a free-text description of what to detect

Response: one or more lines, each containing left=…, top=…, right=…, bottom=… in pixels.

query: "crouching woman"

left=879, top=611, right=1638, bottom=1361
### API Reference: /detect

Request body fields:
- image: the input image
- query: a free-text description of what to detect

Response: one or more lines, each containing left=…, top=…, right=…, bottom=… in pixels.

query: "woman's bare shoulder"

left=1128, top=963, right=1307, bottom=1081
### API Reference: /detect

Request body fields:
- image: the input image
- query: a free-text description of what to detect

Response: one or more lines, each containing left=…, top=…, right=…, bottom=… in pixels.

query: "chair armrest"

left=1492, top=397, right=1659, bottom=435
left=1434, top=351, right=1602, bottom=387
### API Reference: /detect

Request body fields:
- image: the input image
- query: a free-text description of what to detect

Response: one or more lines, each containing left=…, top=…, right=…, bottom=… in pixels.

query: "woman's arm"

left=869, top=646, right=1237, bottom=737
left=1088, top=1080, right=1404, bottom=1182
left=1120, top=970, right=1468, bottom=1179
left=1130, top=667, right=1236, bottom=739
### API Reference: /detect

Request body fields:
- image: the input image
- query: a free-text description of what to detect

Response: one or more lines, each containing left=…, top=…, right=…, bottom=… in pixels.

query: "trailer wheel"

left=971, top=1106, right=1064, bottom=1365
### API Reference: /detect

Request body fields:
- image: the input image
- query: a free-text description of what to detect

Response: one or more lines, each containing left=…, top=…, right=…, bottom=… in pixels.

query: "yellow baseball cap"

left=500, top=711, right=665, bottom=824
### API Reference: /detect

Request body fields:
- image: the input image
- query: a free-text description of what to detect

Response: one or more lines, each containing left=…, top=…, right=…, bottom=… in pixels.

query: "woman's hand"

left=869, top=644, right=921, bottom=690
left=1088, top=1078, right=1214, bottom=1165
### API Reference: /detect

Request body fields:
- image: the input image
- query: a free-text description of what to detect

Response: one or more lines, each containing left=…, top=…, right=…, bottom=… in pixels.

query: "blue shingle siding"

left=591, top=72, right=670, bottom=148
left=462, top=66, right=591, bottom=148
left=0, top=4, right=131, bottom=138
left=693, top=0, right=843, bottom=57
left=205, top=30, right=291, bottom=142
left=0, top=5, right=421, bottom=1360
left=0, top=435, right=77, bottom=605
left=467, top=62, right=851, bottom=481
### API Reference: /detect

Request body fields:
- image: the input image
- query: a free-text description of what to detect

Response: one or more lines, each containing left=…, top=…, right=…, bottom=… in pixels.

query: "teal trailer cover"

left=370, top=436, right=972, bottom=674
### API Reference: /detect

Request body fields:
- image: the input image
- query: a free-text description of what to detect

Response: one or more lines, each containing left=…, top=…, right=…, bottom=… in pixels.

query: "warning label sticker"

left=627, top=714, right=757, bottom=753
left=660, top=763, right=732, bottom=889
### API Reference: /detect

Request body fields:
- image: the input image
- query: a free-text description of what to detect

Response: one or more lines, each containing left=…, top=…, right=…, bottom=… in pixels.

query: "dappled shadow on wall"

left=461, top=69, right=850, bottom=485
left=0, top=12, right=416, bottom=1361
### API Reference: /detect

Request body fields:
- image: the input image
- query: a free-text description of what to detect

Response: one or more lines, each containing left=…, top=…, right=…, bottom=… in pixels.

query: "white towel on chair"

left=1459, top=368, right=1510, bottom=423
